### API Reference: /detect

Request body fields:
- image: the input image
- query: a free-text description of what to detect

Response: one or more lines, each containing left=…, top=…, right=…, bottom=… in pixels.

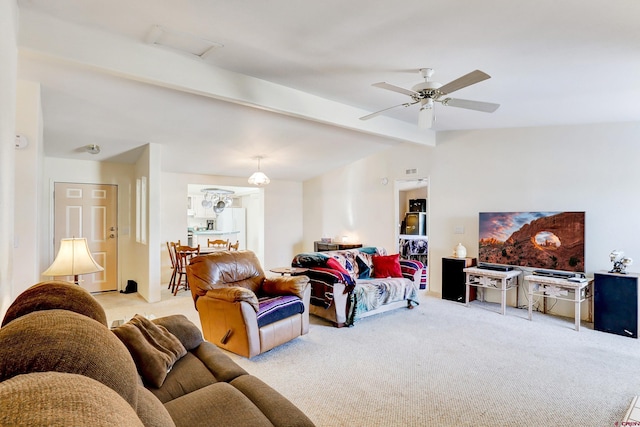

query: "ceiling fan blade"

left=440, top=98, right=500, bottom=113
left=359, top=101, right=418, bottom=121
left=437, top=70, right=491, bottom=96
left=372, top=82, right=419, bottom=97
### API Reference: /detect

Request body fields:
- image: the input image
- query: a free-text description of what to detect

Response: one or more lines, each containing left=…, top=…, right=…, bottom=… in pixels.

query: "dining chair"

left=174, top=244, right=200, bottom=295
left=228, top=240, right=239, bottom=251
left=207, top=239, right=229, bottom=251
left=166, top=240, right=181, bottom=291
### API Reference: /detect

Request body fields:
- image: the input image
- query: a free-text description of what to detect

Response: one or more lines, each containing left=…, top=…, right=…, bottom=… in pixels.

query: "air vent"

left=405, top=168, right=418, bottom=175
left=146, top=25, right=223, bottom=61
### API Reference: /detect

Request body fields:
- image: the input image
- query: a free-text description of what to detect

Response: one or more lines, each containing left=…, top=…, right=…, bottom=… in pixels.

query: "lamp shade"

left=43, top=238, right=104, bottom=279
left=248, top=156, right=270, bottom=186
left=248, top=171, right=270, bottom=186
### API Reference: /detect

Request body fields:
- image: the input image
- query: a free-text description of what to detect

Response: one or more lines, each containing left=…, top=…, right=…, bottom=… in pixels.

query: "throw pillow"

left=112, top=314, right=187, bottom=388
left=372, top=254, right=403, bottom=278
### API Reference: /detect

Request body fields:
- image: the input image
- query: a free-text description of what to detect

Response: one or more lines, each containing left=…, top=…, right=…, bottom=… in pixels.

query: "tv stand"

left=524, top=275, right=593, bottom=331
left=463, top=267, right=521, bottom=315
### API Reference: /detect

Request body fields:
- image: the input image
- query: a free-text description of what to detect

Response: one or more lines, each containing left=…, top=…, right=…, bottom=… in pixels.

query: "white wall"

left=13, top=80, right=43, bottom=296
left=305, top=121, right=640, bottom=320
left=303, top=142, right=433, bottom=252
left=429, top=122, right=640, bottom=317
left=0, top=0, right=18, bottom=317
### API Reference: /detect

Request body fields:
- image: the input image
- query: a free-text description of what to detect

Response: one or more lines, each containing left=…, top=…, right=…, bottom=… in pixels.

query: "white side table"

left=524, top=275, right=593, bottom=331
left=463, top=267, right=521, bottom=315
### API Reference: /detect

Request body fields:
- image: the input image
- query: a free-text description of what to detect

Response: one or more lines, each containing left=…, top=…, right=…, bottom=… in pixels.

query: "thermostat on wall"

left=15, top=135, right=28, bottom=149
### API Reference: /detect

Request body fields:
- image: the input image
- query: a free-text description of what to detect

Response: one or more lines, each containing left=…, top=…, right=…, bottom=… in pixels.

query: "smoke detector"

left=85, top=144, right=101, bottom=154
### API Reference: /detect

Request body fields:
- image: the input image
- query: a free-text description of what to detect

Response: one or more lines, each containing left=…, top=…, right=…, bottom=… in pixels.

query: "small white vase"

left=454, top=243, right=467, bottom=258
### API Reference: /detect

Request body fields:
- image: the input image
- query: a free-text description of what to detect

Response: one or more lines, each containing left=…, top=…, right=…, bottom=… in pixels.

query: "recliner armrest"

left=205, top=287, right=259, bottom=312
left=262, top=275, right=310, bottom=300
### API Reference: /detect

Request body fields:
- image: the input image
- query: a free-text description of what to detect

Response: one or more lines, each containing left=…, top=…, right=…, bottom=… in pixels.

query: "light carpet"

left=96, top=289, right=639, bottom=426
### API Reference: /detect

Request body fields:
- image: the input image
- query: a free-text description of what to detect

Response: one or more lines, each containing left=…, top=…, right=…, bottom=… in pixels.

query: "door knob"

left=110, top=233, right=116, bottom=238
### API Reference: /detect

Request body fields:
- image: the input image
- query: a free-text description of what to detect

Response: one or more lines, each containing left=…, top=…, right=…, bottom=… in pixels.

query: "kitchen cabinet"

left=190, top=208, right=246, bottom=249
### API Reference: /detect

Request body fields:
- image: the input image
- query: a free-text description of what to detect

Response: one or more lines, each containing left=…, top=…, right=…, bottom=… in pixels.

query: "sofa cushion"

left=187, top=251, right=266, bottom=302
left=231, top=374, right=316, bottom=427
left=113, top=314, right=187, bottom=388
left=147, top=352, right=218, bottom=404
left=262, top=275, right=310, bottom=300
left=164, top=382, right=274, bottom=427
left=372, top=254, right=403, bottom=278
left=135, top=384, right=176, bottom=427
left=0, top=372, right=144, bottom=427
left=0, top=310, right=140, bottom=408
left=191, top=341, right=248, bottom=383
left=256, top=295, right=305, bottom=328
left=1, top=280, right=108, bottom=327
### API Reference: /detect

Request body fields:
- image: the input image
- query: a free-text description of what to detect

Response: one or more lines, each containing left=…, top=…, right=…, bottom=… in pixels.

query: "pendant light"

left=248, top=156, right=270, bottom=186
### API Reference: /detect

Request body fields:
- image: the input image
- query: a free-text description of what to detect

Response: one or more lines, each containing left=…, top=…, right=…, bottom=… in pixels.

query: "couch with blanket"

left=0, top=281, right=315, bottom=427
left=291, top=247, right=426, bottom=327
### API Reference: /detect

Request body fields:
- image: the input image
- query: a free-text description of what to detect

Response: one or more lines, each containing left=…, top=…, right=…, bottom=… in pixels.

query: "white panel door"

left=53, top=182, right=118, bottom=292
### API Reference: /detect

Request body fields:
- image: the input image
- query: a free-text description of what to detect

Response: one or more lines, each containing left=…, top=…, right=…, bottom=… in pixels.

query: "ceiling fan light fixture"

left=362, top=67, right=500, bottom=128
left=248, top=156, right=270, bottom=186
left=418, top=106, right=432, bottom=129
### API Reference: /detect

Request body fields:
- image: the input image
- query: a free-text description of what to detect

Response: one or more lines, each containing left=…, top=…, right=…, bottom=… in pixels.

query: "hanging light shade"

left=248, top=156, right=270, bottom=186
left=43, top=237, right=104, bottom=285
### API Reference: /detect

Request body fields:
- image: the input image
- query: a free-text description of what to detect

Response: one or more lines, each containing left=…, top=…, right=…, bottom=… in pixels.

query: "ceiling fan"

left=360, top=68, right=500, bottom=129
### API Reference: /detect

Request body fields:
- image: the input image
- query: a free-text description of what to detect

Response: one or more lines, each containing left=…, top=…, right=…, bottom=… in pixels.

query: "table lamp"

left=43, top=237, right=104, bottom=285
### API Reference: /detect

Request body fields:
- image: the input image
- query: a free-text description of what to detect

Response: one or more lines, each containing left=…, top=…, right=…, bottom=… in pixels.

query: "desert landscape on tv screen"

left=478, top=211, right=585, bottom=272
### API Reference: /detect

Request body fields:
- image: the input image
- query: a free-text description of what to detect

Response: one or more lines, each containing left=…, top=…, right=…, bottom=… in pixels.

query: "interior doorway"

left=395, top=178, right=429, bottom=280
left=52, top=182, right=118, bottom=292
left=186, top=183, right=264, bottom=264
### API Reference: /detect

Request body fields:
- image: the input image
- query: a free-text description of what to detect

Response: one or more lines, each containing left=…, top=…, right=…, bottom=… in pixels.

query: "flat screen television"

left=478, top=211, right=585, bottom=273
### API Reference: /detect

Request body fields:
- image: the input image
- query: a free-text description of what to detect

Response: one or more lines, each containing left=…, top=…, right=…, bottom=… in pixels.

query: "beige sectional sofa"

left=0, top=281, right=315, bottom=427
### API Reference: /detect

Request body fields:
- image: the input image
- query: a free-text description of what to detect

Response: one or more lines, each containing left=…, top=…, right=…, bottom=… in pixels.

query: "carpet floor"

left=96, top=289, right=639, bottom=426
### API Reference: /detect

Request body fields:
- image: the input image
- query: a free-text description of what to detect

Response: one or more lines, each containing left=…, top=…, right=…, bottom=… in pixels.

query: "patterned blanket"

left=349, top=277, right=419, bottom=325
left=292, top=247, right=423, bottom=326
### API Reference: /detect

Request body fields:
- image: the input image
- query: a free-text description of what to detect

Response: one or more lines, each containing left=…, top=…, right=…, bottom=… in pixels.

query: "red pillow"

left=372, top=254, right=403, bottom=278
left=326, top=258, right=351, bottom=276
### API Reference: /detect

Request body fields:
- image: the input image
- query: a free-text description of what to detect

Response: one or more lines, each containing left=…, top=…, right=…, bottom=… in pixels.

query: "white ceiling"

left=16, top=0, right=640, bottom=181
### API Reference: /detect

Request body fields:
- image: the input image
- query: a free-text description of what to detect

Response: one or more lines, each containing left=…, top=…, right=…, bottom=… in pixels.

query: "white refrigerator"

left=216, top=208, right=246, bottom=249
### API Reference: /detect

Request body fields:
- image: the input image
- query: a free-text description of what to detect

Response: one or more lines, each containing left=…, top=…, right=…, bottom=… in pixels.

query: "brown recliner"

left=186, top=250, right=310, bottom=358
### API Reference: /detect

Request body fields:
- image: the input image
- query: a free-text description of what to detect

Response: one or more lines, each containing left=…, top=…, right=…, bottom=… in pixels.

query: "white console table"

left=463, top=267, right=521, bottom=315
left=524, top=275, right=593, bottom=331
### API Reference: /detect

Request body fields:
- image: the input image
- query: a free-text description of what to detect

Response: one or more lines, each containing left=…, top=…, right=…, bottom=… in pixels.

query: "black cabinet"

left=442, top=257, right=476, bottom=303
left=594, top=272, right=640, bottom=338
